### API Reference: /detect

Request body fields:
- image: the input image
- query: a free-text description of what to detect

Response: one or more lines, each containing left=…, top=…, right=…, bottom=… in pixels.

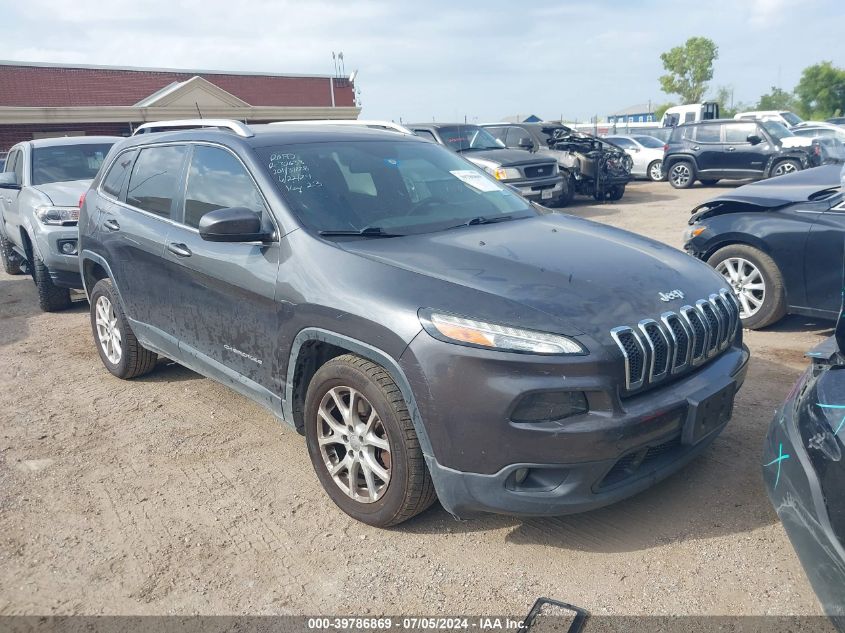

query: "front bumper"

left=404, top=336, right=749, bottom=518
left=509, top=175, right=564, bottom=203
left=32, top=224, right=82, bottom=289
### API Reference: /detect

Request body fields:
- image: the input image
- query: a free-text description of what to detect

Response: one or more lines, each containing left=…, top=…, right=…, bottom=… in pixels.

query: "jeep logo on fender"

left=659, top=289, right=685, bottom=302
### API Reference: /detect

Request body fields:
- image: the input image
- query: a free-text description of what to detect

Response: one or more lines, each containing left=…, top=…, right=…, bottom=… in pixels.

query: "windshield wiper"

left=443, top=215, right=519, bottom=231
left=318, top=227, right=404, bottom=238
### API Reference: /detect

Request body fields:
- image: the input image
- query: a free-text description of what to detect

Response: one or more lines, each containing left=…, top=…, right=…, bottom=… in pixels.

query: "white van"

left=660, top=102, right=720, bottom=127
left=734, top=111, right=804, bottom=128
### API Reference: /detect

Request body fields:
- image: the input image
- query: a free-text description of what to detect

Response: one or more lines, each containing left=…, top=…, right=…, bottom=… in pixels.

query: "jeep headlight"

left=422, top=311, right=585, bottom=355
left=35, top=206, right=79, bottom=226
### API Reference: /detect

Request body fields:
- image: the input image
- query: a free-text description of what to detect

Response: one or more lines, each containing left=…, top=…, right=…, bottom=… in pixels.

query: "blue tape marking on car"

left=818, top=403, right=845, bottom=435
left=764, top=442, right=791, bottom=489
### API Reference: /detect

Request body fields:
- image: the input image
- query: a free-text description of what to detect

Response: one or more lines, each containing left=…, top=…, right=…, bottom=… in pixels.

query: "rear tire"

left=553, top=174, right=575, bottom=208
left=0, top=235, right=21, bottom=275
left=647, top=160, right=663, bottom=182
left=304, top=353, right=437, bottom=527
left=89, top=278, right=157, bottom=379
left=609, top=185, right=625, bottom=201
left=707, top=244, right=787, bottom=329
left=32, top=255, right=71, bottom=312
left=668, top=161, right=695, bottom=189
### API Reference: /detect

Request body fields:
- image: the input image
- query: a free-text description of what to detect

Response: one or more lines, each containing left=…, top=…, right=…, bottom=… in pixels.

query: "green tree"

left=757, top=86, right=799, bottom=112
left=654, top=102, right=677, bottom=120
left=709, top=85, right=746, bottom=118
left=659, top=37, right=719, bottom=104
left=795, top=61, right=845, bottom=118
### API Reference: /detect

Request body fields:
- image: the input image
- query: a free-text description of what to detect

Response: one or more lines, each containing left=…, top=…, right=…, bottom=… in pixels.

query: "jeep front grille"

left=611, top=289, right=739, bottom=392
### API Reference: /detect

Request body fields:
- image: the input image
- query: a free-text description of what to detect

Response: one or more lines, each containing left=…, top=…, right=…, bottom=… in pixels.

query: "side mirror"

left=747, top=134, right=763, bottom=145
left=0, top=172, right=21, bottom=189
left=517, top=137, right=534, bottom=150
left=198, top=207, right=270, bottom=243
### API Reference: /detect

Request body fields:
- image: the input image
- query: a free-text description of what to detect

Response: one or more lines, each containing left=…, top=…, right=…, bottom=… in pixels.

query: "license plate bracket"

left=683, top=377, right=736, bottom=445
left=541, top=188, right=554, bottom=200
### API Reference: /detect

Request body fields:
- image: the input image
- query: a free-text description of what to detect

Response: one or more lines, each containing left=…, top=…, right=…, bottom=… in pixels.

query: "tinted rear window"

left=101, top=149, right=137, bottom=199
left=694, top=125, right=721, bottom=143
left=126, top=145, right=186, bottom=218
left=31, top=143, right=114, bottom=185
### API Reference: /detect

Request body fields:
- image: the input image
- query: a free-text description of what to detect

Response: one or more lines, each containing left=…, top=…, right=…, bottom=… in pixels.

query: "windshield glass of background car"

left=31, top=144, right=113, bottom=185
left=781, top=112, right=803, bottom=126
left=258, top=140, right=535, bottom=235
left=760, top=121, right=793, bottom=141
left=632, top=136, right=665, bottom=148
left=437, top=126, right=504, bottom=152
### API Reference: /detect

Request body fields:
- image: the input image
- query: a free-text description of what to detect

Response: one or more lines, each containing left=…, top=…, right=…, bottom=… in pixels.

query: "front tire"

left=708, top=244, right=786, bottom=329
left=0, top=235, right=21, bottom=275
left=608, top=185, right=625, bottom=201
left=647, top=160, right=663, bottom=182
left=668, top=161, right=695, bottom=189
left=699, top=179, right=720, bottom=186
left=32, top=255, right=71, bottom=312
left=89, top=278, right=157, bottom=379
left=770, top=159, right=802, bottom=178
left=553, top=174, right=575, bottom=208
left=304, top=354, right=436, bottom=527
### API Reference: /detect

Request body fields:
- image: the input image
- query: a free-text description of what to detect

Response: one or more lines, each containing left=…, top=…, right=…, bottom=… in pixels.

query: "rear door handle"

left=103, top=218, right=120, bottom=231
left=726, top=146, right=736, bottom=151
left=691, top=146, right=700, bottom=151
left=167, top=242, right=192, bottom=258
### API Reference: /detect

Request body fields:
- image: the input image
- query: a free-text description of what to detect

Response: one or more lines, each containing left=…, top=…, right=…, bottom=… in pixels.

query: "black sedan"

left=684, top=164, right=844, bottom=329
left=764, top=313, right=845, bottom=628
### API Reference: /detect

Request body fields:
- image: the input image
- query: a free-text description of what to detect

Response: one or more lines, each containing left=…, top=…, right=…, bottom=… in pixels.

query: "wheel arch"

left=284, top=328, right=434, bottom=459
left=664, top=154, right=698, bottom=171
left=701, top=234, right=771, bottom=262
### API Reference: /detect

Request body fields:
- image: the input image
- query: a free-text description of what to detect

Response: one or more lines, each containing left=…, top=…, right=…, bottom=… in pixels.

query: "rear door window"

left=126, top=145, right=187, bottom=218
left=694, top=125, right=721, bottom=143
left=183, top=145, right=267, bottom=228
left=100, top=149, right=137, bottom=200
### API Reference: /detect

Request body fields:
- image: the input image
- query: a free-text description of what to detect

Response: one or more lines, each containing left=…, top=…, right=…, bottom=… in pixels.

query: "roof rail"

left=133, top=119, right=254, bottom=138
left=269, top=119, right=413, bottom=135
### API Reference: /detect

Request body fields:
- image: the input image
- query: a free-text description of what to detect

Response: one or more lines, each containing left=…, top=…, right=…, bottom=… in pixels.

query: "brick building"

left=0, top=60, right=361, bottom=156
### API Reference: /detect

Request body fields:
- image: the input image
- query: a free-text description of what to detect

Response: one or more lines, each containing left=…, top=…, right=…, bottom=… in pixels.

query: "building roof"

left=0, top=60, right=355, bottom=108
left=500, top=114, right=543, bottom=123
left=609, top=103, right=653, bottom=116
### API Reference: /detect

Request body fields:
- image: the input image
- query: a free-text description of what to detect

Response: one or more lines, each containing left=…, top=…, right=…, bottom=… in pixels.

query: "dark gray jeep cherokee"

left=79, top=119, right=750, bottom=527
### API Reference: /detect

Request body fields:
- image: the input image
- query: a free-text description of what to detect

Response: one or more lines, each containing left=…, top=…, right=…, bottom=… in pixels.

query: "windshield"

left=760, top=121, right=794, bottom=142
left=781, top=112, right=804, bottom=126
left=632, top=136, right=665, bottom=148
left=259, top=139, right=535, bottom=236
left=32, top=143, right=113, bottom=185
left=437, top=126, right=504, bottom=152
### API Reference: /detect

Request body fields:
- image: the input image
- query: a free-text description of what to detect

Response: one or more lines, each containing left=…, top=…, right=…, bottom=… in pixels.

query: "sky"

left=2, top=0, right=844, bottom=123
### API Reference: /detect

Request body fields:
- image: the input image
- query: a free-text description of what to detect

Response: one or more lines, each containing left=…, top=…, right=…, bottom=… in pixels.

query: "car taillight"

left=78, top=192, right=86, bottom=208
left=663, top=144, right=669, bottom=153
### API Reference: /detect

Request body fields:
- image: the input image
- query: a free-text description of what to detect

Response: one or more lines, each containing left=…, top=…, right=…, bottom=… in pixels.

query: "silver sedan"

left=605, top=135, right=665, bottom=181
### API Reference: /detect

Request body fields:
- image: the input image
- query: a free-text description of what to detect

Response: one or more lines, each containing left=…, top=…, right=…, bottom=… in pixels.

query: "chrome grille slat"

left=611, top=288, right=738, bottom=392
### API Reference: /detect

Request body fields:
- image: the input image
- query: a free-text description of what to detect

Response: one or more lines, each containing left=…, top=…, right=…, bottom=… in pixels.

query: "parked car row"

left=0, top=118, right=750, bottom=530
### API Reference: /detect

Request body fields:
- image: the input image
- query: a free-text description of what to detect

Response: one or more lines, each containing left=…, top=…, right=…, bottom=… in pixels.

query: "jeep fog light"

left=424, top=312, right=585, bottom=355
left=511, top=391, right=588, bottom=423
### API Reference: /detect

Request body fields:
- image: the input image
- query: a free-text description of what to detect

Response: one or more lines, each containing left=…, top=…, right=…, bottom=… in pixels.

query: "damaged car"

left=483, top=122, right=633, bottom=203
left=764, top=304, right=845, bottom=630
left=684, top=164, right=844, bottom=329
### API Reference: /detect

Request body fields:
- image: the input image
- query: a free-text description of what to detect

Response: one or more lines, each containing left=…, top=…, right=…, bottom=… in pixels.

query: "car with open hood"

left=684, top=164, right=844, bottom=329
left=0, top=136, right=119, bottom=310
left=78, top=119, right=749, bottom=527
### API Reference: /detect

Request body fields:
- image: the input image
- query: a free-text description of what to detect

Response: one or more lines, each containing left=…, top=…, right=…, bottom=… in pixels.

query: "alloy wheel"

left=95, top=295, right=122, bottom=364
left=649, top=161, right=663, bottom=181
left=670, top=164, right=691, bottom=187
left=316, top=386, right=391, bottom=503
left=773, top=162, right=798, bottom=176
left=715, top=257, right=765, bottom=318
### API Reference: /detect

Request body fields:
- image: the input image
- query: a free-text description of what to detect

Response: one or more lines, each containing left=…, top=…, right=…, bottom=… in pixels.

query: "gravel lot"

left=0, top=180, right=834, bottom=618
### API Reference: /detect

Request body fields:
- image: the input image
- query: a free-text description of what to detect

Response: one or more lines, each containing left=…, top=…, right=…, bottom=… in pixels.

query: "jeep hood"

left=33, top=179, right=93, bottom=206
left=339, top=214, right=726, bottom=340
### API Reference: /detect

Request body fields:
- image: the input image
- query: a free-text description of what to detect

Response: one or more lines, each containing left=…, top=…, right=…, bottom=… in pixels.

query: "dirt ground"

left=0, top=180, right=834, bottom=618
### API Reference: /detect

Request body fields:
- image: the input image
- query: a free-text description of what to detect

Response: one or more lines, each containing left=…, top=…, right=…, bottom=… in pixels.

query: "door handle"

left=691, top=146, right=700, bottom=151
left=167, top=242, right=192, bottom=258
left=726, top=146, right=736, bottom=151
left=103, top=218, right=120, bottom=231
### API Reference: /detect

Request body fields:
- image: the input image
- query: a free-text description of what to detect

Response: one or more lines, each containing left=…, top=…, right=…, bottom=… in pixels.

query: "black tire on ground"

left=609, top=185, right=625, bottom=201
left=32, top=255, right=71, bottom=311
left=699, top=179, right=720, bottom=186
left=553, top=174, right=575, bottom=207
left=770, top=159, right=802, bottom=178
left=304, top=353, right=437, bottom=527
left=89, top=278, right=157, bottom=379
left=707, top=244, right=787, bottom=330
left=0, top=235, right=21, bottom=275
left=668, top=160, right=695, bottom=189
left=647, top=160, right=663, bottom=182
